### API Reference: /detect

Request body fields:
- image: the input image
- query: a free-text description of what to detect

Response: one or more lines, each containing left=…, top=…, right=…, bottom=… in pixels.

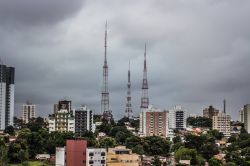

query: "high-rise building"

left=239, top=108, right=244, bottom=123
left=169, top=106, right=187, bottom=129
left=125, top=62, right=132, bottom=118
left=0, top=64, right=15, bottom=130
left=86, top=148, right=106, bottom=166
left=101, top=22, right=112, bottom=122
left=22, top=101, right=36, bottom=123
left=212, top=112, right=231, bottom=138
left=139, top=105, right=169, bottom=137
left=66, top=140, right=87, bottom=166
left=203, top=105, right=219, bottom=119
left=243, top=104, right=250, bottom=133
left=75, top=105, right=95, bottom=136
left=48, top=100, right=75, bottom=133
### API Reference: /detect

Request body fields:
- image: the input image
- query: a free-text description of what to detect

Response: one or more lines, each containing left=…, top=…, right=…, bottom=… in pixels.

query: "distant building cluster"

left=55, top=140, right=140, bottom=166
left=48, top=99, right=95, bottom=134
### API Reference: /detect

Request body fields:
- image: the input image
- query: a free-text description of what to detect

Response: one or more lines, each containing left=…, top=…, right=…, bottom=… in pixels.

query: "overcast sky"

left=1, top=0, right=250, bottom=120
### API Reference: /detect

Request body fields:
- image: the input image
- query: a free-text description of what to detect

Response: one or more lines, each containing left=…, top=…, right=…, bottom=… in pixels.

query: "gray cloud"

left=1, top=0, right=250, bottom=120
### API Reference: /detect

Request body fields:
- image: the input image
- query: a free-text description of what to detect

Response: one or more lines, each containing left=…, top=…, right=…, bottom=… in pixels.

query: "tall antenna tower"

left=101, top=22, right=112, bottom=121
left=125, top=61, right=132, bottom=118
left=140, top=44, right=149, bottom=109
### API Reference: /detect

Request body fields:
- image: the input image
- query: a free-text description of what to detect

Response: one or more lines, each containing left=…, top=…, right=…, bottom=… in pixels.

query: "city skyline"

left=1, top=0, right=250, bottom=119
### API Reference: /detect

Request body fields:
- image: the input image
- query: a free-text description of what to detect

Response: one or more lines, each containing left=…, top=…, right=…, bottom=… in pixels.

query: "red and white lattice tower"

left=140, top=44, right=149, bottom=109
left=125, top=61, right=132, bottom=118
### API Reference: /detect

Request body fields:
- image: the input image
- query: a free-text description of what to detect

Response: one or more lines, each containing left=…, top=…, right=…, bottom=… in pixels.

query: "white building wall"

left=49, top=118, right=55, bottom=133
left=56, top=147, right=65, bottom=166
left=0, top=83, right=6, bottom=130
left=244, top=105, right=250, bottom=133
left=9, top=84, right=14, bottom=126
left=86, top=148, right=106, bottom=166
left=68, top=118, right=75, bottom=133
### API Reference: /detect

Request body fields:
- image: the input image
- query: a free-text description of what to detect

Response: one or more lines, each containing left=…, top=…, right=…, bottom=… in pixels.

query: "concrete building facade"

left=107, top=146, right=141, bottom=166
left=22, top=102, right=36, bottom=123
left=49, top=100, right=75, bottom=133
left=66, top=140, right=87, bottom=166
left=203, top=105, right=219, bottom=119
left=139, top=105, right=169, bottom=137
left=0, top=64, right=15, bottom=130
left=86, top=148, right=106, bottom=166
left=212, top=112, right=231, bottom=137
left=169, top=106, right=186, bottom=129
left=75, top=105, right=95, bottom=135
left=55, top=147, right=65, bottom=166
left=244, top=104, right=250, bottom=133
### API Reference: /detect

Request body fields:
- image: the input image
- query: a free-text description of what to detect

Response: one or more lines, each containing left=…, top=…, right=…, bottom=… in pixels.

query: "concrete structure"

left=22, top=102, right=36, bottom=123
left=213, top=112, right=231, bottom=138
left=203, top=105, right=219, bottom=119
left=56, top=147, right=65, bottom=166
left=169, top=106, right=187, bottom=129
left=243, top=104, right=250, bottom=133
left=0, top=64, right=15, bottom=130
left=86, top=148, right=106, bottom=166
left=66, top=140, right=87, bottom=166
left=107, top=146, right=141, bottom=166
left=74, top=105, right=95, bottom=135
left=239, top=108, right=244, bottom=123
left=48, top=100, right=75, bottom=133
left=139, top=105, right=169, bottom=137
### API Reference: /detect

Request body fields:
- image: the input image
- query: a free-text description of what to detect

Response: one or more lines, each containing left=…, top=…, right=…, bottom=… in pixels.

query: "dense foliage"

left=187, top=116, right=212, bottom=128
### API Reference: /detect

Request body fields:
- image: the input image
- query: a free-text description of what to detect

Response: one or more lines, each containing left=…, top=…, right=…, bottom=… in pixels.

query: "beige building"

left=22, top=102, right=36, bottom=123
left=212, top=112, right=231, bottom=138
left=107, top=146, right=141, bottom=166
left=244, top=104, right=250, bottom=133
left=203, top=106, right=219, bottom=119
left=139, top=105, right=169, bottom=137
left=48, top=100, right=75, bottom=133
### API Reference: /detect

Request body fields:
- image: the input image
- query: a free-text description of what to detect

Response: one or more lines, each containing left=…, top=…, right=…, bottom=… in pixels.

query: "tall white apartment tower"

left=0, top=64, right=15, bottom=130
left=22, top=102, right=36, bottom=123
left=169, top=106, right=187, bottom=129
left=243, top=104, right=250, bottom=133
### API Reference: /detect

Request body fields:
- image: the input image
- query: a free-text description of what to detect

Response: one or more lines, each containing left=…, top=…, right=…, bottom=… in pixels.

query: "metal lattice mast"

left=140, top=44, right=149, bottom=109
left=125, top=61, right=132, bottom=118
left=101, top=22, right=110, bottom=115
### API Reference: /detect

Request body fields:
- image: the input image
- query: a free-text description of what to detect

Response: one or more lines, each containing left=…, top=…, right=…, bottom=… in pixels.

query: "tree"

left=187, top=117, right=212, bottom=128
left=4, top=126, right=15, bottom=136
left=143, top=136, right=171, bottom=156
left=175, top=147, right=205, bottom=166
left=27, top=117, right=46, bottom=132
left=0, top=139, right=8, bottom=166
left=14, top=117, right=25, bottom=129
left=133, top=145, right=144, bottom=155
left=8, top=139, right=29, bottom=164
left=117, top=117, right=129, bottom=126
left=199, top=142, right=219, bottom=160
left=207, top=130, right=223, bottom=140
left=152, top=156, right=162, bottom=166
left=208, top=157, right=222, bottom=166
left=99, top=137, right=116, bottom=148
left=125, top=136, right=142, bottom=149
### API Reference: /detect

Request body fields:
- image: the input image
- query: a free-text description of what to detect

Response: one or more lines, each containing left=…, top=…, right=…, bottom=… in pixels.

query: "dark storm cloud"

left=0, top=0, right=250, bottom=119
left=0, top=0, right=84, bottom=26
